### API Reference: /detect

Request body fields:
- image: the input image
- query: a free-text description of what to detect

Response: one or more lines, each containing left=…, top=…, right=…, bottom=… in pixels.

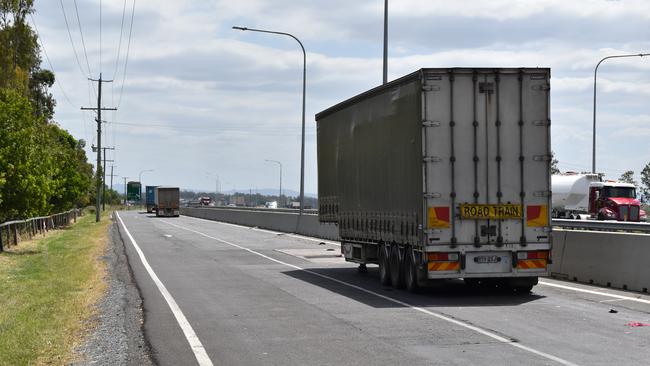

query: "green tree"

left=619, top=170, right=637, bottom=186
left=550, top=151, right=560, bottom=174
left=0, top=88, right=52, bottom=221
left=47, top=125, right=94, bottom=211
left=103, top=186, right=123, bottom=206
left=0, top=1, right=93, bottom=221
left=0, top=0, right=55, bottom=119
left=640, top=163, right=650, bottom=203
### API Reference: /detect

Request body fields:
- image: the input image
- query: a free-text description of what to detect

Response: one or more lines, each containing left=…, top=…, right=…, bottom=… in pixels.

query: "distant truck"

left=199, top=196, right=212, bottom=206
left=155, top=187, right=180, bottom=217
left=145, top=186, right=158, bottom=213
left=317, top=68, right=552, bottom=292
left=552, top=173, right=646, bottom=221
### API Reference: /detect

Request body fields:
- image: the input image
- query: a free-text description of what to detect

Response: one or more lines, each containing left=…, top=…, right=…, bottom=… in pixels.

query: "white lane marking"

left=598, top=299, right=629, bottom=304
left=162, top=219, right=578, bottom=366
left=539, top=280, right=650, bottom=305
left=181, top=216, right=650, bottom=307
left=179, top=215, right=341, bottom=246
left=115, top=212, right=213, bottom=366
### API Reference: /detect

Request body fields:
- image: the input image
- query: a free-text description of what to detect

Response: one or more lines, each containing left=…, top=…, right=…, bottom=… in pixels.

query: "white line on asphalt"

left=538, top=280, right=650, bottom=305
left=162, top=219, right=578, bottom=366
left=181, top=215, right=650, bottom=306
left=115, top=212, right=214, bottom=366
left=179, top=215, right=342, bottom=246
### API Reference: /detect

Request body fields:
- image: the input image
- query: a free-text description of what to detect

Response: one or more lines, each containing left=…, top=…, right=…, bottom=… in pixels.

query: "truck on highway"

left=199, top=196, right=212, bottom=206
left=145, top=185, right=158, bottom=213
left=155, top=187, right=180, bottom=217
left=317, top=68, right=552, bottom=292
left=552, top=173, right=646, bottom=221
left=589, top=181, right=646, bottom=221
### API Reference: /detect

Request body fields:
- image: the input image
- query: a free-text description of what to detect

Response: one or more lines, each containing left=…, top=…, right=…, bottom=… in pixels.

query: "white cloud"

left=32, top=0, right=650, bottom=193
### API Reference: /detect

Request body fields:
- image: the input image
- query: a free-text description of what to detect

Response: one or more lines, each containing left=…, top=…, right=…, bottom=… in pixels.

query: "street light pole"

left=138, top=169, right=154, bottom=208
left=265, top=160, right=282, bottom=206
left=383, top=0, right=388, bottom=84
left=592, top=52, right=648, bottom=173
left=232, top=26, right=306, bottom=219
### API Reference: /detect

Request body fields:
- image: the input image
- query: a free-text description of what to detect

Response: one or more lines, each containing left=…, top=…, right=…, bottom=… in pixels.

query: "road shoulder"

left=73, top=218, right=153, bottom=365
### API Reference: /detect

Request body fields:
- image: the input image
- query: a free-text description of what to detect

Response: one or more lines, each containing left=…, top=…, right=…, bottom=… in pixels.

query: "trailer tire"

left=404, top=248, right=420, bottom=293
left=389, top=244, right=405, bottom=289
left=379, top=244, right=391, bottom=286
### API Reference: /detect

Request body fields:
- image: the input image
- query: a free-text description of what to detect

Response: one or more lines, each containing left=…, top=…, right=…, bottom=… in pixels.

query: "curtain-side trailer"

left=316, top=68, right=552, bottom=292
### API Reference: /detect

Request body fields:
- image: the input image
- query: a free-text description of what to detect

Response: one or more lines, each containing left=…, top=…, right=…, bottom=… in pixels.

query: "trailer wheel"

left=404, top=248, right=420, bottom=293
left=389, top=244, right=405, bottom=289
left=378, top=244, right=391, bottom=286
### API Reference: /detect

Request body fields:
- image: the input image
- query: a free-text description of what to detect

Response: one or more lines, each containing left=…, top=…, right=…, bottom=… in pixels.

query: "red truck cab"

left=589, top=181, right=646, bottom=221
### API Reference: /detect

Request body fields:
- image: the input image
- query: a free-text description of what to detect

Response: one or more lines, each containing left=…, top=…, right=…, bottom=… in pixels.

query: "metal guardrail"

left=0, top=208, right=83, bottom=252
left=552, top=219, right=650, bottom=233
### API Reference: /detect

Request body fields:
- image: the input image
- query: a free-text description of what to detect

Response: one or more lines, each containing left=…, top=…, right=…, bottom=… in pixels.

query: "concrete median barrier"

left=182, top=207, right=649, bottom=293
left=550, top=229, right=650, bottom=293
left=181, top=207, right=339, bottom=241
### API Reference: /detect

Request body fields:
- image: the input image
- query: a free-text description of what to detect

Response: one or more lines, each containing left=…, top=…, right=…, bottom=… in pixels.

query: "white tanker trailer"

left=551, top=173, right=600, bottom=219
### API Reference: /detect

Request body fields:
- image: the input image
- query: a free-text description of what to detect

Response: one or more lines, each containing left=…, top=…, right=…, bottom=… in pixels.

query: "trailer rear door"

left=422, top=68, right=551, bottom=247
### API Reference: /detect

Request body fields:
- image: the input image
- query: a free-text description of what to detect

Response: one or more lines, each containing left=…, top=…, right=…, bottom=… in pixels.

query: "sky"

left=30, top=0, right=650, bottom=195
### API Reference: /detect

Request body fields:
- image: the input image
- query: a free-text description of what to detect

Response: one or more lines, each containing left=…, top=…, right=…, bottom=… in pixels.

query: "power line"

left=109, top=0, right=129, bottom=158
left=58, top=0, right=87, bottom=79
left=117, top=0, right=137, bottom=108
left=109, top=121, right=314, bottom=137
left=29, top=13, right=76, bottom=109
left=112, top=0, right=128, bottom=80
left=73, top=0, right=93, bottom=78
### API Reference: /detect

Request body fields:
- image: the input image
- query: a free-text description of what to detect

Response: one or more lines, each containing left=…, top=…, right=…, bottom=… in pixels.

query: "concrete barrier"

left=182, top=207, right=650, bottom=293
left=181, top=207, right=339, bottom=240
left=550, top=229, right=650, bottom=293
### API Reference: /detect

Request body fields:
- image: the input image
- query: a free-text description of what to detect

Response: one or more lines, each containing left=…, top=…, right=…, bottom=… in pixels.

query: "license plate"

left=474, top=255, right=501, bottom=264
left=459, top=204, right=523, bottom=219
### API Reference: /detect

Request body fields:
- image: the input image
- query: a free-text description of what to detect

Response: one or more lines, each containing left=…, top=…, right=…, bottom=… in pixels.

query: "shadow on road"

left=282, top=266, right=545, bottom=309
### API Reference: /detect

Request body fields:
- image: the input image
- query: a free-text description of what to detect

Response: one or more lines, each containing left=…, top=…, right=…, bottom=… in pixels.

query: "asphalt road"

left=115, top=210, right=650, bottom=366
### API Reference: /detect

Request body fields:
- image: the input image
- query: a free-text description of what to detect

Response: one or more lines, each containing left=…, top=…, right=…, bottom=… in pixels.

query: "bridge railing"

left=0, top=208, right=83, bottom=252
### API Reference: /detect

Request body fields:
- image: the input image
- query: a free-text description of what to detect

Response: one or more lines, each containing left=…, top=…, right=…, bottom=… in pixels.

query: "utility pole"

left=81, top=73, right=116, bottom=222
left=122, top=177, right=128, bottom=209
left=108, top=165, right=118, bottom=208
left=101, top=147, right=115, bottom=211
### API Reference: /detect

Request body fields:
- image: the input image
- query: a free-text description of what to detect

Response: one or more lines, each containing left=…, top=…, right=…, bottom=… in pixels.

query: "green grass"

left=0, top=211, right=111, bottom=365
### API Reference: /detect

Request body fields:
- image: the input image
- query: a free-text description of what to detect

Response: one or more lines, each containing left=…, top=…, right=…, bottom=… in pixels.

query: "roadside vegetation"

left=0, top=210, right=111, bottom=365
left=0, top=1, right=122, bottom=223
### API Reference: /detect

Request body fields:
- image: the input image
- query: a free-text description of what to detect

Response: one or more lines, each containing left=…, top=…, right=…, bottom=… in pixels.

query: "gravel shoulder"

left=73, top=218, right=153, bottom=366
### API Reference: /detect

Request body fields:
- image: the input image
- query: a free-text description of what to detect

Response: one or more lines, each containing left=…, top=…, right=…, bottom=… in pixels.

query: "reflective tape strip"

left=517, top=259, right=547, bottom=269
left=428, top=261, right=460, bottom=271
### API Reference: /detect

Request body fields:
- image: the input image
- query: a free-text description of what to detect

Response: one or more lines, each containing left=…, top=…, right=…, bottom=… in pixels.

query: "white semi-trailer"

left=317, top=68, right=552, bottom=292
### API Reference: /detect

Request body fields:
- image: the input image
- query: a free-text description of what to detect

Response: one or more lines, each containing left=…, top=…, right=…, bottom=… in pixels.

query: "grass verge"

left=0, top=210, right=111, bottom=365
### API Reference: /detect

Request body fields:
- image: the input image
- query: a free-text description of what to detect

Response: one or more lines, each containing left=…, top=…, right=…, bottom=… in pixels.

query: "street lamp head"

left=232, top=26, right=248, bottom=31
